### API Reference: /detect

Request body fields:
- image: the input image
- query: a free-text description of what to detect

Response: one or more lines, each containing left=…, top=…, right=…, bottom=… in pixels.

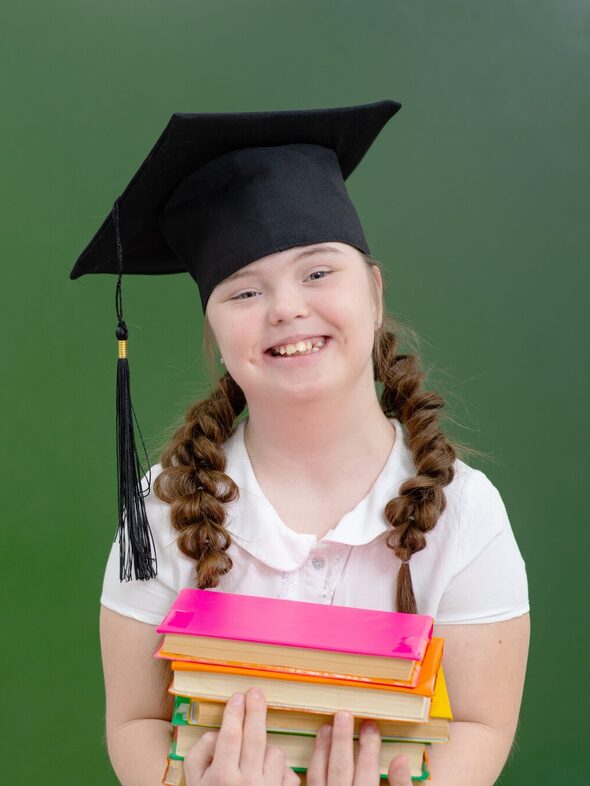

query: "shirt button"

left=311, top=557, right=325, bottom=570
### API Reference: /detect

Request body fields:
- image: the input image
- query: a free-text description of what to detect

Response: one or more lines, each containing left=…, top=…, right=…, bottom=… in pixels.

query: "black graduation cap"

left=69, top=99, right=402, bottom=581
left=70, top=99, right=401, bottom=308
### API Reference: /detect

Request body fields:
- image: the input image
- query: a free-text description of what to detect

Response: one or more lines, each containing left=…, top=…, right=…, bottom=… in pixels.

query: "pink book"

left=157, top=589, right=433, bottom=661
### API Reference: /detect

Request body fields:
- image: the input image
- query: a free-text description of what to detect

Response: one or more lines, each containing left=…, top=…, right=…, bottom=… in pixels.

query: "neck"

left=243, top=371, right=396, bottom=479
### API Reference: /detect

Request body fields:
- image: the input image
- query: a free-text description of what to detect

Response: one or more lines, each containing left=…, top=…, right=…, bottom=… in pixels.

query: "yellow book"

left=430, top=666, right=452, bottom=720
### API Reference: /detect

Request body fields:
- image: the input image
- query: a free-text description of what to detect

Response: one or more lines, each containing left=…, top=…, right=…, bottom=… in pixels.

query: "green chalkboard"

left=1, top=2, right=587, bottom=784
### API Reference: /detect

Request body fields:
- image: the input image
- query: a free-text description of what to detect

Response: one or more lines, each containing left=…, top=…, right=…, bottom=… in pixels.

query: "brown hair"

left=154, top=255, right=471, bottom=613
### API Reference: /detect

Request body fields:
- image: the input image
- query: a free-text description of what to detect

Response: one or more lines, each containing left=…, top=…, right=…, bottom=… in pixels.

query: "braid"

left=373, top=323, right=457, bottom=614
left=153, top=372, right=246, bottom=588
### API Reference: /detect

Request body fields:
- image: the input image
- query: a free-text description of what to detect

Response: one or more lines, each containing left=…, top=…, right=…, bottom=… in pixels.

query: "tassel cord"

left=112, top=198, right=156, bottom=580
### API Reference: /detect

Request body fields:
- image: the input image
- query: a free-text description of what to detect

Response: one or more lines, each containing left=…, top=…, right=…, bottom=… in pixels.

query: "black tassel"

left=113, top=200, right=157, bottom=581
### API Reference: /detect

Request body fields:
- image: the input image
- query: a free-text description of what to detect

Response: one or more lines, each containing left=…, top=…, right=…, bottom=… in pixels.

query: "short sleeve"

left=435, top=469, right=530, bottom=624
left=100, top=464, right=188, bottom=625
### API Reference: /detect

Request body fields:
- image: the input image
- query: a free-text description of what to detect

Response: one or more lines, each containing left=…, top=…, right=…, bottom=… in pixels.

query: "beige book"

left=191, top=699, right=449, bottom=743
left=171, top=668, right=431, bottom=722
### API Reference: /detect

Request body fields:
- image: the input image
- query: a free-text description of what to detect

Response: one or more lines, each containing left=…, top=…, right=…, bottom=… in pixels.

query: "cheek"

left=340, top=302, right=378, bottom=361
left=324, top=290, right=375, bottom=339
left=225, top=327, right=248, bottom=357
left=222, top=320, right=260, bottom=365
left=317, top=286, right=356, bottom=321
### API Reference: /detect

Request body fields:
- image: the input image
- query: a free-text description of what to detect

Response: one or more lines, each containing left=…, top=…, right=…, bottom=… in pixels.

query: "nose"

left=267, top=284, right=310, bottom=325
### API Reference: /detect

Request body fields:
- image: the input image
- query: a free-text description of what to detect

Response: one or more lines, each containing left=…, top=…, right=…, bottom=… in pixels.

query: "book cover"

left=157, top=588, right=433, bottom=661
left=430, top=665, right=452, bottom=720
left=172, top=695, right=191, bottom=726
left=171, top=638, right=443, bottom=698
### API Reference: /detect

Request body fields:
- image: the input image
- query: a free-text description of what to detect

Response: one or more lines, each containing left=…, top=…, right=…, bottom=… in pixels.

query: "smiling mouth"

left=267, top=337, right=328, bottom=357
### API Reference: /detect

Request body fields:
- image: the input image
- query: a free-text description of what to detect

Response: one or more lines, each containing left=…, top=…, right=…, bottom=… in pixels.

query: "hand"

left=184, top=689, right=301, bottom=786
left=306, top=712, right=413, bottom=786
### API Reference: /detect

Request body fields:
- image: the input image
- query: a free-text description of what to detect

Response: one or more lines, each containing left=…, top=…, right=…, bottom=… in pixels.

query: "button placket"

left=278, top=570, right=299, bottom=599
left=320, top=552, right=339, bottom=602
left=299, top=544, right=352, bottom=604
left=321, top=545, right=352, bottom=603
left=302, top=546, right=327, bottom=603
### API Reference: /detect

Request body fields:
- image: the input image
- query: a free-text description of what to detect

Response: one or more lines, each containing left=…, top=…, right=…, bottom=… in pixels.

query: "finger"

left=210, top=692, right=245, bottom=772
left=306, top=724, right=332, bottom=786
left=183, top=730, right=219, bottom=784
left=327, top=712, right=354, bottom=786
left=263, top=744, right=287, bottom=784
left=281, top=765, right=302, bottom=786
left=353, top=721, right=381, bottom=786
left=240, top=688, right=268, bottom=773
left=387, top=755, right=412, bottom=786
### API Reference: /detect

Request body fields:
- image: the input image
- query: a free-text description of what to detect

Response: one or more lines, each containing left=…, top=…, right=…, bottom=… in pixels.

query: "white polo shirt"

left=100, top=418, right=530, bottom=626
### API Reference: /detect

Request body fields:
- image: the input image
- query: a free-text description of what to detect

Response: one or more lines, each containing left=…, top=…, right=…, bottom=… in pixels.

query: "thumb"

left=387, top=754, right=412, bottom=786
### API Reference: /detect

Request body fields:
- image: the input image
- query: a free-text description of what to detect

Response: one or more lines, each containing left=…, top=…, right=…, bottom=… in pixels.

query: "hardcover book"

left=157, top=588, right=434, bottom=685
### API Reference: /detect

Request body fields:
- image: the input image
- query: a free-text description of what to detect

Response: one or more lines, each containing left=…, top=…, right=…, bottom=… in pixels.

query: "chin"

left=269, top=376, right=343, bottom=405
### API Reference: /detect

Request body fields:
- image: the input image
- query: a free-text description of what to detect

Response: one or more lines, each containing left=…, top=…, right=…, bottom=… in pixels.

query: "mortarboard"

left=69, top=99, right=402, bottom=581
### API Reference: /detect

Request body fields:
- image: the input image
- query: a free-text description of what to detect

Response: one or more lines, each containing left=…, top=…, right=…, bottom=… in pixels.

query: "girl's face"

left=205, top=242, right=383, bottom=406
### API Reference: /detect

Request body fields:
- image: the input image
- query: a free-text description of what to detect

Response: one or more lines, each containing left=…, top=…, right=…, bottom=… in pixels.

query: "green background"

left=1, top=1, right=588, bottom=783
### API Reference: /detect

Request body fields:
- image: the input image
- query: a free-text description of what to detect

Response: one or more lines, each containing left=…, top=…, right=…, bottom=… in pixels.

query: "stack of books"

left=155, top=589, right=452, bottom=784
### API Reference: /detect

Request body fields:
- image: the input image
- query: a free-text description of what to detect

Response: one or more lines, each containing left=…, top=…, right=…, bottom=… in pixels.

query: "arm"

left=426, top=613, right=531, bottom=786
left=100, top=605, right=175, bottom=786
left=100, top=606, right=302, bottom=786
left=303, top=614, right=530, bottom=786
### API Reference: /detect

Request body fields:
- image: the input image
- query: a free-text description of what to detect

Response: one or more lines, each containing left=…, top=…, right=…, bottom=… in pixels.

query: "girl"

left=75, top=101, right=530, bottom=786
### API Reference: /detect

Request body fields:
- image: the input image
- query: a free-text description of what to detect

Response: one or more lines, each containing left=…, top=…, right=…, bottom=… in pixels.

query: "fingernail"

left=249, top=688, right=262, bottom=700
left=363, top=721, right=378, bottom=734
left=335, top=711, right=351, bottom=726
left=229, top=692, right=244, bottom=706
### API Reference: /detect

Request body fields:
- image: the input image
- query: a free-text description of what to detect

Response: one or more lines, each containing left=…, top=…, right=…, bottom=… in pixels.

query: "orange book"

left=171, top=637, right=444, bottom=698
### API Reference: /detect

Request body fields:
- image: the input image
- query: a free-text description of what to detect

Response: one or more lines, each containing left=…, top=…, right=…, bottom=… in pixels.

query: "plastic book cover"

left=157, top=588, right=433, bottom=661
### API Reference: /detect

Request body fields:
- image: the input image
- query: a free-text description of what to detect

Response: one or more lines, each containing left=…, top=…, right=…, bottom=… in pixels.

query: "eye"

left=306, top=269, right=331, bottom=281
left=231, top=290, right=259, bottom=301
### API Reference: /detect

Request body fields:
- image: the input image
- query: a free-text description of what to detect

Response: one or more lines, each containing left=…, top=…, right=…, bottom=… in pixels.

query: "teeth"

left=271, top=338, right=326, bottom=356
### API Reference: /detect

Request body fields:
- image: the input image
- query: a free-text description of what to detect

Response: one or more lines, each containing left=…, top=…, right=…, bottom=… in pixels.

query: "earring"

left=219, top=357, right=225, bottom=365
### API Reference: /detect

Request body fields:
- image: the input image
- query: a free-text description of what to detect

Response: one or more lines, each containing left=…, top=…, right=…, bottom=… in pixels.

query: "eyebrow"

left=222, top=245, right=344, bottom=284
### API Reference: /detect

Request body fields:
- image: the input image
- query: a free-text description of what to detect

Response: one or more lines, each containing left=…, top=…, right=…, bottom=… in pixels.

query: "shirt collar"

left=222, top=418, right=416, bottom=571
